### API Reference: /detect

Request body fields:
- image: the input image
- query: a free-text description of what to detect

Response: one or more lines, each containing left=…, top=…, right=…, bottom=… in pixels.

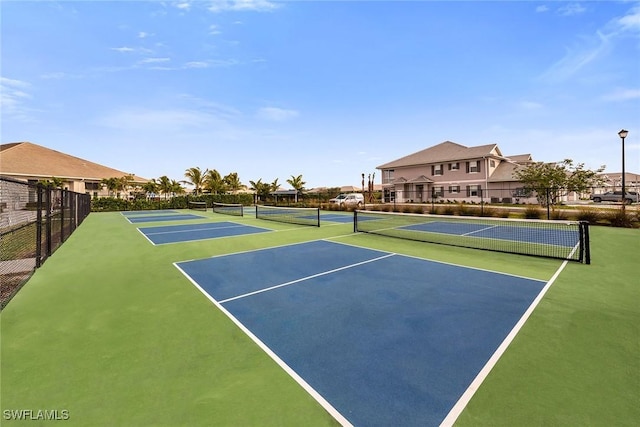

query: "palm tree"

left=249, top=179, right=271, bottom=203
left=142, top=179, right=159, bottom=199
left=204, top=169, right=227, bottom=194
left=101, top=177, right=120, bottom=197
left=170, top=180, right=185, bottom=196
left=224, top=172, right=244, bottom=193
left=157, top=176, right=173, bottom=200
left=184, top=167, right=207, bottom=195
left=286, top=174, right=306, bottom=203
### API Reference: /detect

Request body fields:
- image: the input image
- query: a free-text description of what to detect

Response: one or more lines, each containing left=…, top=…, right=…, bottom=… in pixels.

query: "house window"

left=490, top=160, right=496, bottom=168
left=449, top=162, right=460, bottom=171
left=383, top=169, right=394, bottom=183
left=432, top=186, right=444, bottom=197
left=466, top=185, right=482, bottom=197
left=431, top=164, right=443, bottom=176
left=466, top=161, right=481, bottom=173
left=448, top=185, right=460, bottom=194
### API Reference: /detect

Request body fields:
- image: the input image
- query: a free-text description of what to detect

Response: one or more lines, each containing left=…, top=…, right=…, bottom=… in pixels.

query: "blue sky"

left=2, top=0, right=639, bottom=189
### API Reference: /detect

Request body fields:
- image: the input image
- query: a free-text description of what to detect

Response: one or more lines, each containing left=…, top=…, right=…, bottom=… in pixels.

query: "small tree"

left=286, top=174, right=306, bottom=203
left=513, top=159, right=605, bottom=208
left=184, top=167, right=207, bottom=195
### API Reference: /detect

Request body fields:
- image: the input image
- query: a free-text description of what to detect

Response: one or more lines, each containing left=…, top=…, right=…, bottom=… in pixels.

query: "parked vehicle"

left=590, top=191, right=640, bottom=204
left=329, top=193, right=364, bottom=207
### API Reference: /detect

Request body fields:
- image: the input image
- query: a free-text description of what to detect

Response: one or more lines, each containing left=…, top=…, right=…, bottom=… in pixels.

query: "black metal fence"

left=1, top=177, right=91, bottom=309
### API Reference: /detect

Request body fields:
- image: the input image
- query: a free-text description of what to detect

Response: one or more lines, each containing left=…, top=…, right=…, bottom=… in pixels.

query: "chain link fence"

left=1, top=177, right=91, bottom=309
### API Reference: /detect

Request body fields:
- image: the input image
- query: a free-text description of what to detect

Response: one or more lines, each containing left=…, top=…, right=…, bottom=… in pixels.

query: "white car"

left=329, top=193, right=364, bottom=207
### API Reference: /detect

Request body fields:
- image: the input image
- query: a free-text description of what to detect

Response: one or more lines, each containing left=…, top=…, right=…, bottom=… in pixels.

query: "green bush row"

left=365, top=204, right=639, bottom=228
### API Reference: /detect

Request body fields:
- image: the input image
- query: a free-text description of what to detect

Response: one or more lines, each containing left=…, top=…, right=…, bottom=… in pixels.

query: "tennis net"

left=188, top=201, right=207, bottom=212
left=255, top=205, right=320, bottom=227
left=354, top=210, right=590, bottom=263
left=212, top=202, right=244, bottom=217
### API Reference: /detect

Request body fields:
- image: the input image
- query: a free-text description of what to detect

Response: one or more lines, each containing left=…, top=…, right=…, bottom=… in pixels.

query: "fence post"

left=36, top=184, right=43, bottom=268
left=546, top=188, right=550, bottom=220
left=60, top=189, right=66, bottom=243
left=45, top=188, right=52, bottom=258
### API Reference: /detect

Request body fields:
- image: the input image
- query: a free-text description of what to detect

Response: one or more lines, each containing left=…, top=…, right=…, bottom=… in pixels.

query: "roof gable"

left=377, top=141, right=503, bottom=169
left=0, top=142, right=148, bottom=182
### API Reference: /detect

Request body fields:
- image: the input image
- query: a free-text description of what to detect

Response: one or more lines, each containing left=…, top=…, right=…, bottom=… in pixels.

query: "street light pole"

left=618, top=129, right=628, bottom=210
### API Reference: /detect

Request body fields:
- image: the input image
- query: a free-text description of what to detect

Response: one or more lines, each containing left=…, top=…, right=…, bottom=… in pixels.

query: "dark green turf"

left=1, top=211, right=637, bottom=425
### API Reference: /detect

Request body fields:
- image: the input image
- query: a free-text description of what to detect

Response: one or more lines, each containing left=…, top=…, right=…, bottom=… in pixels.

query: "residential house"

left=377, top=141, right=537, bottom=204
left=0, top=141, right=148, bottom=198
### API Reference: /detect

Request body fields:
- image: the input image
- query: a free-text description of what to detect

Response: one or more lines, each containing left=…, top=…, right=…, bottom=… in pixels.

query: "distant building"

left=377, top=141, right=537, bottom=203
left=0, top=141, right=148, bottom=198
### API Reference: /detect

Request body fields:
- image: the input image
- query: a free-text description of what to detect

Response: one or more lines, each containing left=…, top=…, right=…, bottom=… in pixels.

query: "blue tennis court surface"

left=402, top=221, right=579, bottom=246
left=176, top=240, right=547, bottom=426
left=139, top=221, right=271, bottom=245
left=126, top=213, right=204, bottom=223
left=321, top=213, right=353, bottom=223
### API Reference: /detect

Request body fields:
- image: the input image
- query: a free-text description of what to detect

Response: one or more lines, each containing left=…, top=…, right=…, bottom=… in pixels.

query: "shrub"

left=523, top=206, right=543, bottom=219
left=480, top=207, right=497, bottom=217
left=441, top=205, right=456, bottom=215
left=550, top=209, right=567, bottom=220
left=575, top=208, right=601, bottom=224
left=602, top=210, right=636, bottom=228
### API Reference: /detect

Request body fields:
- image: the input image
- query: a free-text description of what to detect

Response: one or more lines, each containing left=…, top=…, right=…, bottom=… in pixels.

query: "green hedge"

left=91, top=194, right=255, bottom=212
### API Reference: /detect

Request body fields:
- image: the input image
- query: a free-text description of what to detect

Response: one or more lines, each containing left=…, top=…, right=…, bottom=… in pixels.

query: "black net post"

left=580, top=221, right=591, bottom=265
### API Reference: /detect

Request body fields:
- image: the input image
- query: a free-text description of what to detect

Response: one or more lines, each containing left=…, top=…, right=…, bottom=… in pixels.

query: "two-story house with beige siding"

left=377, top=141, right=537, bottom=204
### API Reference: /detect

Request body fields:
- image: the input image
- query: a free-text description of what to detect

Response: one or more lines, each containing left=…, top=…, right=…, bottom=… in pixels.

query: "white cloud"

left=616, top=5, right=640, bottom=33
left=536, top=5, right=549, bottom=13
left=184, top=61, right=210, bottom=68
left=557, top=3, right=586, bottom=17
left=96, top=107, right=224, bottom=132
left=602, top=88, right=640, bottom=101
left=139, top=57, right=171, bottom=64
left=540, top=31, right=612, bottom=82
left=208, top=0, right=280, bottom=13
left=209, top=24, right=222, bottom=35
left=110, top=46, right=136, bottom=53
left=0, top=77, right=36, bottom=121
left=174, top=1, right=191, bottom=11
left=256, top=107, right=299, bottom=122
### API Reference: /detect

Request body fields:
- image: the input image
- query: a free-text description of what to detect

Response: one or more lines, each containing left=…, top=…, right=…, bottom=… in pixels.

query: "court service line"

left=218, top=253, right=396, bottom=304
left=173, top=263, right=354, bottom=427
left=439, top=259, right=571, bottom=427
left=144, top=223, right=248, bottom=236
left=461, top=225, right=499, bottom=236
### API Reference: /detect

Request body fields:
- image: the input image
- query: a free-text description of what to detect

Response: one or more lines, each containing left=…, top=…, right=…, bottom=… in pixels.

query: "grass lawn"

left=1, top=211, right=638, bottom=426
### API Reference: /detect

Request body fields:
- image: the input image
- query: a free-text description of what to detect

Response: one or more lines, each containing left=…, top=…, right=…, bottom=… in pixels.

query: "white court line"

left=439, top=259, right=570, bottom=426
left=218, top=253, right=396, bottom=304
left=173, top=263, right=354, bottom=427
left=462, top=225, right=499, bottom=236
left=144, top=223, right=248, bottom=236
